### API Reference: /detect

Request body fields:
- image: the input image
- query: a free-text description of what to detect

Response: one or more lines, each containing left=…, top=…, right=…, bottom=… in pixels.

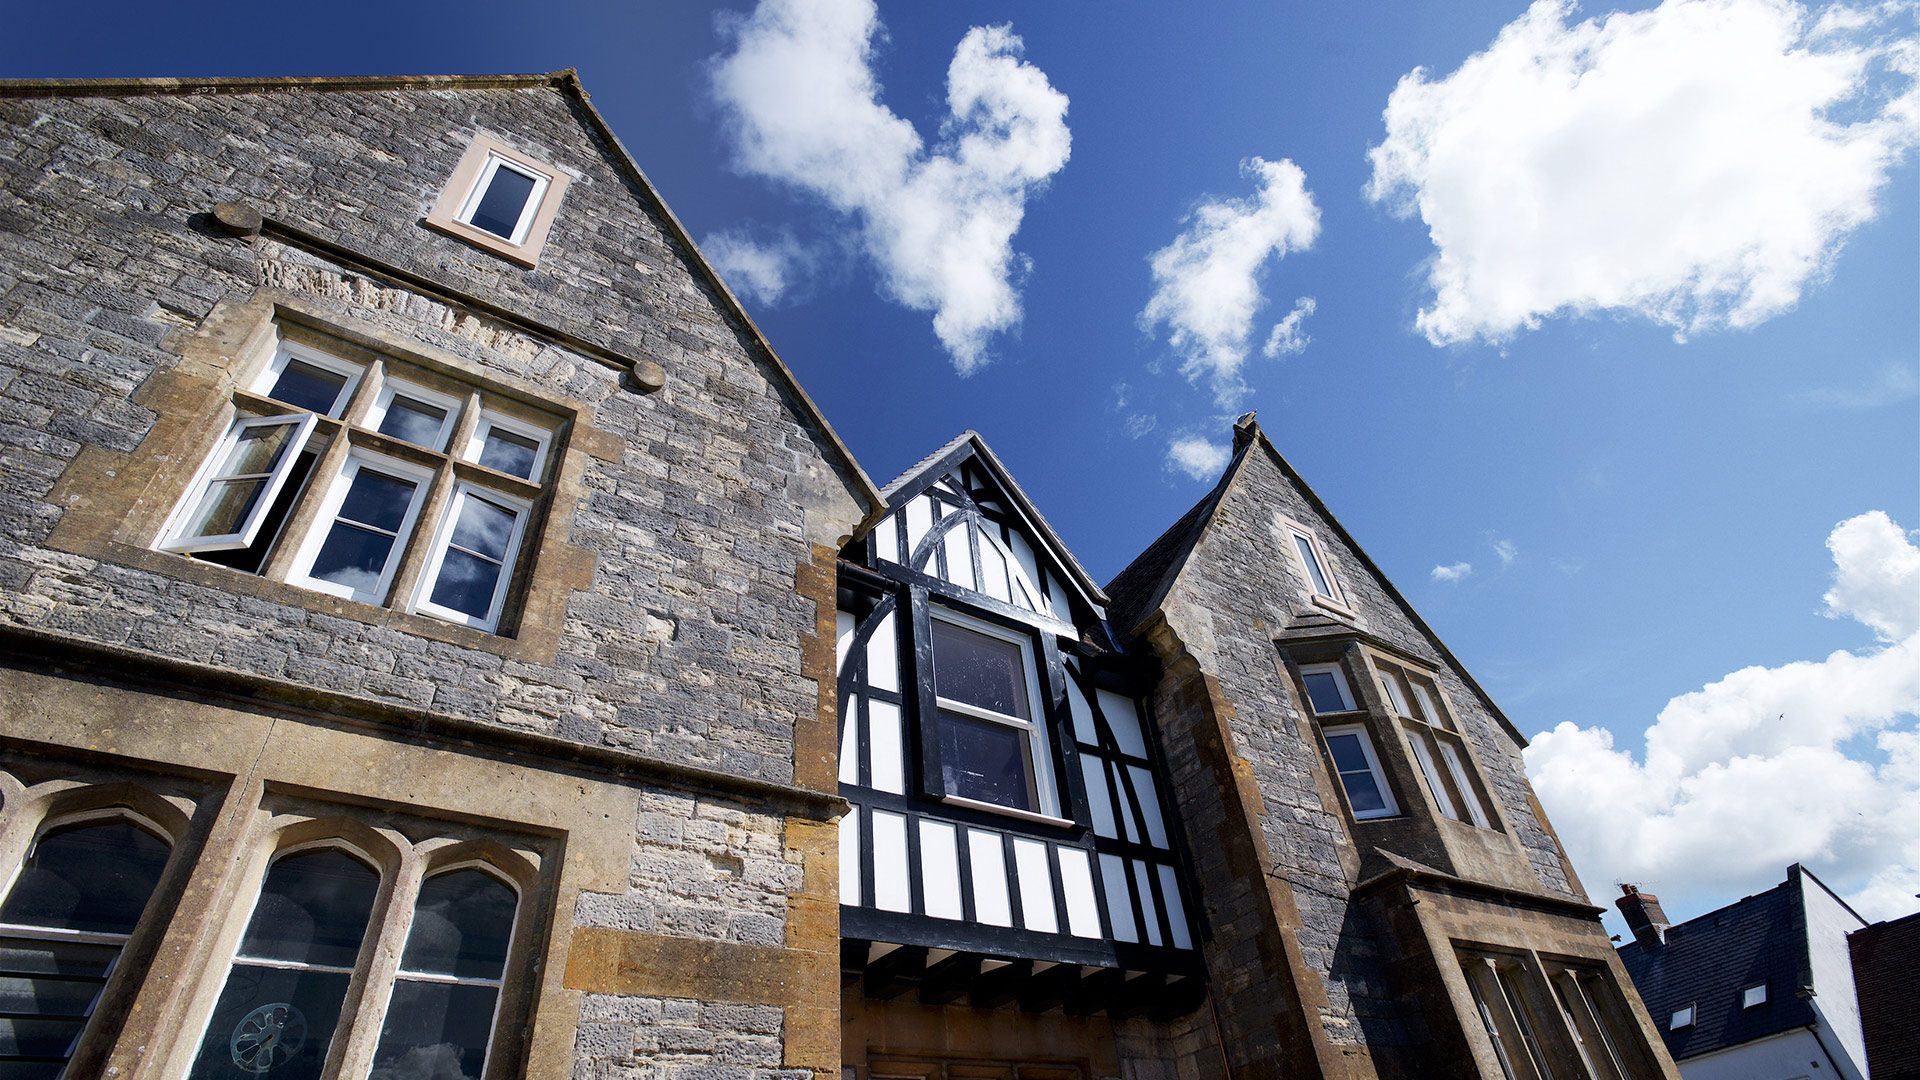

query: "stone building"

left=0, top=72, right=1677, bottom=1080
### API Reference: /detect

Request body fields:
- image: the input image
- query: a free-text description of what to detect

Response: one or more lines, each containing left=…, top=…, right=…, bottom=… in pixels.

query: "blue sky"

left=8, top=0, right=1917, bottom=929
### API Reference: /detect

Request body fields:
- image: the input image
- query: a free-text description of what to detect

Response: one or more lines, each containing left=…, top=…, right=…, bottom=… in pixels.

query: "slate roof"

left=1850, top=910, right=1920, bottom=1077
left=1617, top=867, right=1821, bottom=1061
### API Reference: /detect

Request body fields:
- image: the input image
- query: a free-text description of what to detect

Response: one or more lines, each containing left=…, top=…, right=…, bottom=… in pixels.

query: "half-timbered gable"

left=834, top=432, right=1203, bottom=1020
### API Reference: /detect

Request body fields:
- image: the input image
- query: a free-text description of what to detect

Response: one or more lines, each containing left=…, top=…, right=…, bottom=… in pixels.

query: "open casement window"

left=157, top=329, right=561, bottom=637
left=369, top=867, right=519, bottom=1077
left=927, top=612, right=1061, bottom=821
left=1322, top=724, right=1399, bottom=820
left=188, top=847, right=380, bottom=1078
left=0, top=815, right=172, bottom=1075
left=1378, top=663, right=1496, bottom=829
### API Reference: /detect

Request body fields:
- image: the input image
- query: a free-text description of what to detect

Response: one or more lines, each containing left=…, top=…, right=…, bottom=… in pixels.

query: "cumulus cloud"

left=1526, top=511, right=1920, bottom=921
left=1431, top=562, right=1475, bottom=583
left=1141, top=159, right=1321, bottom=404
left=1166, top=436, right=1231, bottom=482
left=1366, top=0, right=1920, bottom=346
left=1262, top=296, right=1318, bottom=358
left=701, top=228, right=816, bottom=306
left=709, top=0, right=1070, bottom=373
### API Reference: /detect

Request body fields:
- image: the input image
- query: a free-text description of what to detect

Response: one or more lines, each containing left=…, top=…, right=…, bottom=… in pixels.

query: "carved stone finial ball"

left=629, top=358, right=666, bottom=394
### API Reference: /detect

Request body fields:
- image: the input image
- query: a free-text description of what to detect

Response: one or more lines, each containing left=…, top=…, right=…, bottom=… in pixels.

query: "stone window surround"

left=1283, top=643, right=1508, bottom=835
left=424, top=131, right=575, bottom=269
left=44, top=289, right=616, bottom=664
left=1277, top=514, right=1355, bottom=618
left=1457, top=944, right=1648, bottom=1080
left=0, top=762, right=554, bottom=1080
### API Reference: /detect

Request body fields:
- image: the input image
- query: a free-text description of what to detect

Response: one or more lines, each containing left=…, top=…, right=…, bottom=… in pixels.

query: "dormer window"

left=928, top=612, right=1060, bottom=819
left=426, top=133, right=571, bottom=268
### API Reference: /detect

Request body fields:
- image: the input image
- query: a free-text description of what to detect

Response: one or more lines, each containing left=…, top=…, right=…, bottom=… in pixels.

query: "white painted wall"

left=1679, top=1027, right=1827, bottom=1080
left=1798, top=871, right=1869, bottom=1080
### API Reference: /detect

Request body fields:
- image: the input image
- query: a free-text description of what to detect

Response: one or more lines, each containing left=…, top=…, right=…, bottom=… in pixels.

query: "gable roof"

left=873, top=431, right=1109, bottom=610
left=1617, top=866, right=1825, bottom=1061
left=0, top=70, right=884, bottom=528
left=1106, top=414, right=1527, bottom=746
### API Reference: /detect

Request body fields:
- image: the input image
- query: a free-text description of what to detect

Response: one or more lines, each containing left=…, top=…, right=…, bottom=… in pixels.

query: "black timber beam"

left=862, top=945, right=928, bottom=1000
left=1018, top=962, right=1083, bottom=1014
left=919, top=952, right=983, bottom=1006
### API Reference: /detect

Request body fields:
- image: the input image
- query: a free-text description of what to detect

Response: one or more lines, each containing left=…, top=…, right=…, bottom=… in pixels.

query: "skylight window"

left=1742, top=983, right=1767, bottom=1008
left=1670, top=1004, right=1695, bottom=1029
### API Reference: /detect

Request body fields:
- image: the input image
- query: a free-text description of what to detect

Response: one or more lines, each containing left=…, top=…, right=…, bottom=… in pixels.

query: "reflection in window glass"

left=378, top=397, right=450, bottom=449
left=188, top=849, right=378, bottom=1080
left=0, top=818, right=170, bottom=1074
left=426, top=493, right=520, bottom=621
left=369, top=869, right=518, bottom=1080
left=307, top=466, right=420, bottom=597
left=476, top=428, right=540, bottom=480
left=1325, top=731, right=1391, bottom=816
left=931, top=621, right=1030, bottom=719
left=268, top=360, right=352, bottom=416
left=1300, top=668, right=1353, bottom=714
left=466, top=164, right=538, bottom=240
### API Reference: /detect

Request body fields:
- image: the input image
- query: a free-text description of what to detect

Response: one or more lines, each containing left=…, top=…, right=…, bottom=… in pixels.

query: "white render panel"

left=1100, top=852, right=1137, bottom=943
left=1065, top=667, right=1097, bottom=744
left=838, top=693, right=860, bottom=786
left=1057, top=848, right=1102, bottom=939
left=905, top=495, right=934, bottom=558
left=874, top=513, right=900, bottom=564
left=864, top=612, right=899, bottom=693
left=1157, top=864, right=1192, bottom=949
left=1133, top=860, right=1163, bottom=946
left=1012, top=838, right=1057, bottom=934
left=868, top=699, right=905, bottom=795
left=967, top=829, right=1013, bottom=928
left=919, top=820, right=963, bottom=921
left=1006, top=530, right=1046, bottom=612
left=1081, top=757, right=1116, bottom=838
left=836, top=610, right=856, bottom=675
left=978, top=530, right=1011, bottom=603
left=839, top=811, right=861, bottom=907
left=1047, top=571, right=1072, bottom=623
left=1128, top=765, right=1169, bottom=848
left=943, top=525, right=976, bottom=591
left=872, top=811, right=910, bottom=913
left=1098, top=689, right=1148, bottom=758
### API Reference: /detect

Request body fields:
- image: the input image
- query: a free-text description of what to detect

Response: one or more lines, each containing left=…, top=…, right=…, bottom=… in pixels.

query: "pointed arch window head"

left=370, top=866, right=519, bottom=1078
left=188, top=847, right=380, bottom=1079
left=0, top=815, right=172, bottom=1074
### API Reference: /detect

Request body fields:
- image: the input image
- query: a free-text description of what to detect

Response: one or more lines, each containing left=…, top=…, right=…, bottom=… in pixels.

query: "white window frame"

left=1405, top=729, right=1461, bottom=820
left=371, top=861, right=520, bottom=1077
left=1376, top=669, right=1415, bottom=718
left=1297, top=662, right=1358, bottom=714
left=1438, top=741, right=1492, bottom=828
left=1323, top=724, right=1399, bottom=820
left=158, top=411, right=318, bottom=553
left=1741, top=983, right=1767, bottom=1008
left=929, top=608, right=1063, bottom=822
left=1670, top=1004, right=1695, bottom=1029
left=1283, top=519, right=1346, bottom=607
left=456, top=154, right=553, bottom=246
left=1409, top=680, right=1450, bottom=730
left=411, top=484, right=533, bottom=633
left=365, top=376, right=462, bottom=452
left=464, top=409, right=553, bottom=482
left=286, top=451, right=434, bottom=604
left=251, top=341, right=364, bottom=418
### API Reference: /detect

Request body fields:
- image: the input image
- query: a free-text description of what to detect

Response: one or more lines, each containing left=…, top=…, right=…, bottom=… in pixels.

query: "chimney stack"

left=1617, top=884, right=1670, bottom=947
left=1232, top=412, right=1259, bottom=452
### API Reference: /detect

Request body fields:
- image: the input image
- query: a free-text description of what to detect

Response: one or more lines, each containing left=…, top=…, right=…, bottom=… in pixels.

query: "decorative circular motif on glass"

left=230, top=1002, right=307, bottom=1073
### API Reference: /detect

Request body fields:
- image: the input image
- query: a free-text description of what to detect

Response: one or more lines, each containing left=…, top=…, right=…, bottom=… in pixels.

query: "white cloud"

left=1166, top=436, right=1231, bottom=481
left=701, top=228, right=814, bottom=306
left=710, top=0, right=1070, bottom=372
left=1431, top=561, right=1475, bottom=583
left=1494, top=538, right=1519, bottom=566
left=1366, top=0, right=1920, bottom=346
left=1141, top=158, right=1321, bottom=404
left=1526, top=510, right=1920, bottom=922
left=1262, top=296, right=1318, bottom=358
left=1792, top=363, right=1920, bottom=409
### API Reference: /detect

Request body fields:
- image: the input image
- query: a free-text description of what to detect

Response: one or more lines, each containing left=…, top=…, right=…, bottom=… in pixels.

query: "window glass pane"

left=187, top=965, right=351, bottom=1080
left=369, top=980, right=499, bottom=1080
left=197, top=451, right=318, bottom=575
left=1339, top=768, right=1388, bottom=814
left=1324, top=733, right=1370, bottom=775
left=181, top=478, right=270, bottom=542
left=467, top=165, right=537, bottom=239
left=308, top=524, right=399, bottom=595
left=428, top=550, right=504, bottom=620
left=931, top=622, right=1031, bottom=720
left=399, top=870, right=516, bottom=980
left=1293, top=534, right=1333, bottom=596
left=337, top=470, right=417, bottom=533
left=448, top=496, right=516, bottom=562
left=939, top=711, right=1034, bottom=811
left=1, top=819, right=170, bottom=935
left=220, top=421, right=301, bottom=478
left=268, top=360, right=349, bottom=415
left=1301, top=671, right=1349, bottom=714
left=477, top=428, right=539, bottom=479
left=378, top=398, right=449, bottom=448
left=237, top=850, right=378, bottom=968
